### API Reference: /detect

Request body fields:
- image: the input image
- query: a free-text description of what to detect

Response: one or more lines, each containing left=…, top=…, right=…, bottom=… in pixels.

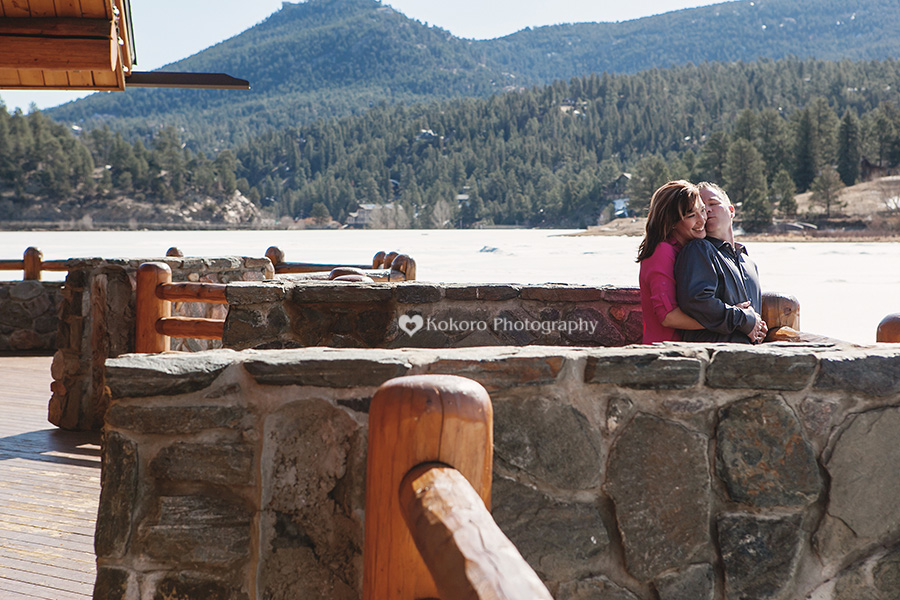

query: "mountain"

left=44, top=0, right=900, bottom=146
left=482, top=0, right=900, bottom=82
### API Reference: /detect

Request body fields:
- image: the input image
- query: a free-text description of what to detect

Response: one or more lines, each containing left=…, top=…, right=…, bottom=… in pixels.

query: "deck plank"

left=0, top=356, right=96, bottom=599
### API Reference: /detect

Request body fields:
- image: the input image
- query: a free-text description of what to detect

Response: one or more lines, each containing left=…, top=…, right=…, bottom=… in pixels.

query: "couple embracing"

left=637, top=180, right=769, bottom=345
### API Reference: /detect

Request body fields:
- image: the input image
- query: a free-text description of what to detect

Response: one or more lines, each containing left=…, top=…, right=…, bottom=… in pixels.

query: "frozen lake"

left=2, top=229, right=897, bottom=344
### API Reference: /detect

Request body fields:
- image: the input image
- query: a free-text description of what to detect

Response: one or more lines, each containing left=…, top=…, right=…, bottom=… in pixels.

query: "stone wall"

left=0, top=280, right=63, bottom=353
left=99, top=343, right=900, bottom=600
left=223, top=281, right=642, bottom=349
left=50, top=256, right=273, bottom=431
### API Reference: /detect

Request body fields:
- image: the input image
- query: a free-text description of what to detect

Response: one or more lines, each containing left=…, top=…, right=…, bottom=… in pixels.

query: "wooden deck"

left=0, top=356, right=99, bottom=600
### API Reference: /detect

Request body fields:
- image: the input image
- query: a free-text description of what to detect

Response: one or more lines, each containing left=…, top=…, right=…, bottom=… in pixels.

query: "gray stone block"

left=654, top=563, right=715, bottom=600
left=92, top=566, right=130, bottom=600
left=225, top=281, right=287, bottom=304
left=107, top=404, right=253, bottom=434
left=427, top=354, right=564, bottom=391
left=137, top=495, right=252, bottom=564
left=244, top=352, right=410, bottom=387
left=106, top=351, right=237, bottom=398
left=707, top=348, right=817, bottom=390
left=832, top=543, right=900, bottom=600
left=291, top=282, right=393, bottom=303
left=95, top=432, right=138, bottom=558
left=585, top=348, right=705, bottom=389
left=718, top=512, right=802, bottom=600
left=827, top=408, right=900, bottom=540
left=9, top=280, right=44, bottom=301
left=605, top=414, right=711, bottom=582
left=150, top=442, right=255, bottom=486
left=262, top=400, right=363, bottom=598
left=493, top=396, right=603, bottom=490
left=520, top=285, right=606, bottom=302
left=0, top=302, right=32, bottom=329
left=716, top=395, right=822, bottom=508
left=556, top=576, right=640, bottom=600
left=444, top=284, right=520, bottom=301
left=561, top=307, right=626, bottom=346
left=491, top=309, right=538, bottom=345
left=600, top=287, right=641, bottom=303
left=492, top=476, right=609, bottom=583
left=153, top=572, right=249, bottom=600
left=815, top=350, right=900, bottom=396
left=393, top=282, right=443, bottom=303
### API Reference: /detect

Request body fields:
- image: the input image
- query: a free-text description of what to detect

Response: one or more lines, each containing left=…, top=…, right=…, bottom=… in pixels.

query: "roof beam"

left=0, top=17, right=117, bottom=72
left=126, top=71, right=250, bottom=90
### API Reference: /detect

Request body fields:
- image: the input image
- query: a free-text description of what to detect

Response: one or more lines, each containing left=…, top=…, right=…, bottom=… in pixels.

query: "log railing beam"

left=156, top=316, right=225, bottom=340
left=400, top=464, right=553, bottom=600
left=156, top=281, right=228, bottom=304
left=364, top=375, right=493, bottom=599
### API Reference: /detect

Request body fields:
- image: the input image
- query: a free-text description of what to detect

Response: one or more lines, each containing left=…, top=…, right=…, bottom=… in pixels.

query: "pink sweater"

left=638, top=238, right=683, bottom=344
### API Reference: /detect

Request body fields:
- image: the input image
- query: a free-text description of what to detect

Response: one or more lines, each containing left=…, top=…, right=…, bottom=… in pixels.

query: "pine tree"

left=793, top=108, right=818, bottom=192
left=809, top=167, right=845, bottom=217
left=724, top=138, right=768, bottom=208
left=771, top=169, right=797, bottom=217
left=626, top=155, right=670, bottom=215
left=837, top=109, right=861, bottom=186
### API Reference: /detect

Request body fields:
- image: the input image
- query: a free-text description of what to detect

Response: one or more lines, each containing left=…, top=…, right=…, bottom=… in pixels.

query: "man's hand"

left=750, top=313, right=768, bottom=344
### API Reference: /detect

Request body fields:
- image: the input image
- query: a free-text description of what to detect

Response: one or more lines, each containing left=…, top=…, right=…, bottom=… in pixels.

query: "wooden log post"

left=165, top=247, right=184, bottom=257
left=136, top=262, right=172, bottom=353
left=364, top=375, right=493, bottom=600
left=391, top=254, right=417, bottom=281
left=400, top=464, right=553, bottom=600
left=877, top=313, right=900, bottom=343
left=23, top=247, right=43, bottom=281
left=372, top=250, right=386, bottom=269
left=761, top=292, right=800, bottom=330
left=383, top=251, right=399, bottom=270
left=265, top=246, right=285, bottom=269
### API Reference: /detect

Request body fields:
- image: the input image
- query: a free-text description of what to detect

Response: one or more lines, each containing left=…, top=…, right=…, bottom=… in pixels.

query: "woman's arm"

left=661, top=307, right=704, bottom=330
left=662, top=301, right=752, bottom=330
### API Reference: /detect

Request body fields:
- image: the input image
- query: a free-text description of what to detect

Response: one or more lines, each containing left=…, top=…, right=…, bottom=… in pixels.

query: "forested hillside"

left=5, top=58, right=900, bottom=229
left=39, top=0, right=900, bottom=146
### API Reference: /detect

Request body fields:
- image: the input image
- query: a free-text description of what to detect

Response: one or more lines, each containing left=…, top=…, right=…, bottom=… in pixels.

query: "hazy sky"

left=0, top=0, right=720, bottom=112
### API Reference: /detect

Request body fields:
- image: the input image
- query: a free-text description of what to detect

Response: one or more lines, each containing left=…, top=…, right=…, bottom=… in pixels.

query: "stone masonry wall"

left=99, top=343, right=900, bottom=600
left=223, top=281, right=643, bottom=350
left=0, top=280, right=63, bottom=353
left=50, top=256, right=273, bottom=431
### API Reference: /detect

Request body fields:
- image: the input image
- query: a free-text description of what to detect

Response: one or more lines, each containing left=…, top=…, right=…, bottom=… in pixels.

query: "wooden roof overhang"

left=0, top=0, right=248, bottom=92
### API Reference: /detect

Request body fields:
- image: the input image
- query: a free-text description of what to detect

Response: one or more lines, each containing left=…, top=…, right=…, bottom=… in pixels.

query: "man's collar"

left=706, top=236, right=749, bottom=255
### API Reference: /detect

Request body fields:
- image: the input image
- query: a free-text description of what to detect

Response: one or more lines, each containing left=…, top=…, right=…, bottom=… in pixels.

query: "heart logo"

left=399, top=314, right=424, bottom=337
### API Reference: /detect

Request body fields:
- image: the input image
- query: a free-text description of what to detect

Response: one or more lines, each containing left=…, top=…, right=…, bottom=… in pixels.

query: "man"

left=674, top=182, right=768, bottom=344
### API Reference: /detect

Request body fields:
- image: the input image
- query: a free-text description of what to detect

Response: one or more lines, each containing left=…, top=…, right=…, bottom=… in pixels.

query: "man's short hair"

left=697, top=181, right=732, bottom=207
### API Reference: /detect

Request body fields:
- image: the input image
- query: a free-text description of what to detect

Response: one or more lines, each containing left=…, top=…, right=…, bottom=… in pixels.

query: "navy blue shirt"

left=674, top=237, right=762, bottom=343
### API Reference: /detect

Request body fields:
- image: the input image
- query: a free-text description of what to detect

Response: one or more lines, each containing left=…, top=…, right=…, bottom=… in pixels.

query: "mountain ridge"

left=42, top=0, right=900, bottom=145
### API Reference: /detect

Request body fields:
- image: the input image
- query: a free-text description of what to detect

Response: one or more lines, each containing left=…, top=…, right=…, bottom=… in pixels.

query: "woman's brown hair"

left=636, top=180, right=702, bottom=262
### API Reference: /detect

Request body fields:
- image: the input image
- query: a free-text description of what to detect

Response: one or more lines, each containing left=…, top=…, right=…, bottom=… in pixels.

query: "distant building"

left=346, top=203, right=395, bottom=228
left=612, top=198, right=632, bottom=218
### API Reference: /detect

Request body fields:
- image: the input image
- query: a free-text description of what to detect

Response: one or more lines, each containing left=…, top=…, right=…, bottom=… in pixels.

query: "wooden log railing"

left=265, top=246, right=416, bottom=282
left=135, top=262, right=227, bottom=353
left=364, top=375, right=552, bottom=600
left=0, top=247, right=68, bottom=281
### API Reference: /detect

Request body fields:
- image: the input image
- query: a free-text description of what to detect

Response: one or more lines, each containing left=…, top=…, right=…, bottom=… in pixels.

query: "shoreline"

left=568, top=218, right=900, bottom=242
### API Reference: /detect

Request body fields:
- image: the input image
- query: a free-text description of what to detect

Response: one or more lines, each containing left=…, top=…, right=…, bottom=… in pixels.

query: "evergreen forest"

left=4, top=57, right=900, bottom=229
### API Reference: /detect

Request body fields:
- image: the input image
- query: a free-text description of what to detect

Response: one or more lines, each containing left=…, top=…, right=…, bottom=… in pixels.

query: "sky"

left=0, top=0, right=721, bottom=113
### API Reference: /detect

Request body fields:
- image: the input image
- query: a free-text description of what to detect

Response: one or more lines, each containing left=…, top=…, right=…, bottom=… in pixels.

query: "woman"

left=637, top=180, right=708, bottom=343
